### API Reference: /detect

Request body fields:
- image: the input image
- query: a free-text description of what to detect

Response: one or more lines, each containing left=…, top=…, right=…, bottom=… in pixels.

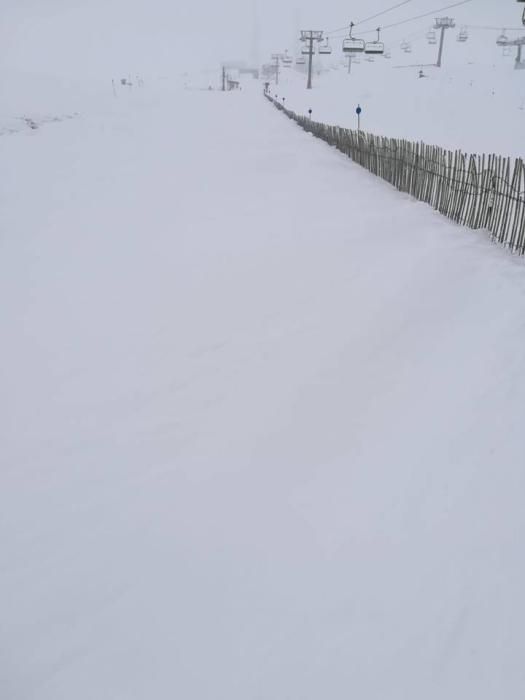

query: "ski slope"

left=1, top=77, right=525, bottom=699
left=273, top=60, right=525, bottom=157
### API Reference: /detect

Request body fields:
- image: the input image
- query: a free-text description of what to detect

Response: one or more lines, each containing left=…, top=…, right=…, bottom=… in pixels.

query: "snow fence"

left=266, top=94, right=525, bottom=254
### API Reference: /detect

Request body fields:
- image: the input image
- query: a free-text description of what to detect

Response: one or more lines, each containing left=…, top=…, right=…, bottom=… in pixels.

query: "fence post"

left=265, top=98, right=524, bottom=254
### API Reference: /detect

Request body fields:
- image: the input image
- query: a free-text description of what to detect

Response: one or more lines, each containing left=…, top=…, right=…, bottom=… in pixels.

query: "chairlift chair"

left=365, top=42, right=385, bottom=55
left=319, top=38, right=332, bottom=55
left=457, top=27, right=468, bottom=42
left=282, top=52, right=293, bottom=66
left=365, top=56, right=375, bottom=62
left=301, top=44, right=312, bottom=55
left=296, top=56, right=306, bottom=65
left=343, top=22, right=366, bottom=53
left=427, top=29, right=437, bottom=45
left=343, top=37, right=366, bottom=53
left=365, top=28, right=385, bottom=55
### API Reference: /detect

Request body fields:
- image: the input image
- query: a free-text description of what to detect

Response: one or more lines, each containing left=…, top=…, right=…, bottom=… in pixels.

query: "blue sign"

left=356, top=105, right=362, bottom=115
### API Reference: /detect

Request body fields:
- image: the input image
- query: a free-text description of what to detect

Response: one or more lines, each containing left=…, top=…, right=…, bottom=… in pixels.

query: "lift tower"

left=300, top=30, right=324, bottom=89
left=434, top=17, right=455, bottom=67
left=271, top=53, right=285, bottom=85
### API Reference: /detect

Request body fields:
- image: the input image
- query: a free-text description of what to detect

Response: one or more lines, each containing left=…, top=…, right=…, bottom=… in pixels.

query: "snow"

left=0, top=72, right=113, bottom=137
left=1, top=75, right=525, bottom=699
left=273, top=60, right=525, bottom=157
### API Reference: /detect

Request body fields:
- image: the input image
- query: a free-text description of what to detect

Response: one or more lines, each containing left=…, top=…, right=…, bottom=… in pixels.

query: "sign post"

left=356, top=104, right=362, bottom=131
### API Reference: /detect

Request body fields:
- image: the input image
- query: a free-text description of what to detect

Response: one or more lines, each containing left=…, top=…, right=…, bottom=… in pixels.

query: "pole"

left=300, top=30, right=322, bottom=89
left=347, top=55, right=352, bottom=74
left=436, top=26, right=446, bottom=67
left=356, top=105, right=362, bottom=130
left=275, top=55, right=280, bottom=85
left=307, top=34, right=314, bottom=89
left=222, top=66, right=226, bottom=91
left=434, top=18, right=455, bottom=67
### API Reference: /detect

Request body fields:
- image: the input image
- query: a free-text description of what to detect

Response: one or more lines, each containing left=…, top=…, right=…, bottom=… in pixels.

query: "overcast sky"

left=1, top=0, right=522, bottom=78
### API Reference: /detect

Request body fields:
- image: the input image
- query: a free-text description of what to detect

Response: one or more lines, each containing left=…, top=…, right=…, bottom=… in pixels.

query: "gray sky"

left=1, top=0, right=522, bottom=77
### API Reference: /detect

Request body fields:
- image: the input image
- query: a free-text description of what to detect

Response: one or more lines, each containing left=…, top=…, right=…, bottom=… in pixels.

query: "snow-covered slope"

left=0, top=72, right=112, bottom=136
left=273, top=60, right=525, bottom=157
left=1, top=80, right=525, bottom=699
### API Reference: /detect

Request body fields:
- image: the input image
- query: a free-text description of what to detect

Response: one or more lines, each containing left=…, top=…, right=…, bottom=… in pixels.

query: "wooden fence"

left=266, top=95, right=525, bottom=254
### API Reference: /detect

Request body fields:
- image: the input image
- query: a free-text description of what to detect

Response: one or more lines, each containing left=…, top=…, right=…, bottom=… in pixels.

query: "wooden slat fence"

left=266, top=95, right=525, bottom=254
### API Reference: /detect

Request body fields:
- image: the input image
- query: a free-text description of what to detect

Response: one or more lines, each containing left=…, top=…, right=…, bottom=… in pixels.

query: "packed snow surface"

left=1, top=77, right=525, bottom=699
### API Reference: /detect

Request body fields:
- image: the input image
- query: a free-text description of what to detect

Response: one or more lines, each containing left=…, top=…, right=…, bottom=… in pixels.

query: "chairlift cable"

left=326, top=0, right=473, bottom=38
left=355, top=0, right=417, bottom=28
left=378, top=0, right=474, bottom=31
left=325, top=0, right=417, bottom=36
left=463, top=25, right=524, bottom=31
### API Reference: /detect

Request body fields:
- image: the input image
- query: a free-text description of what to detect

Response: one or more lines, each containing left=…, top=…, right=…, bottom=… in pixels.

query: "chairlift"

left=319, top=38, right=332, bottom=55
left=364, top=28, right=385, bottom=55
left=400, top=39, right=411, bottom=52
left=343, top=37, right=365, bottom=53
left=457, top=26, right=468, bottom=43
left=365, top=55, right=375, bottom=62
left=383, top=49, right=391, bottom=59
left=343, top=22, right=366, bottom=53
left=426, top=29, right=437, bottom=45
left=301, top=43, right=312, bottom=55
left=282, top=52, right=293, bottom=66
left=296, top=56, right=306, bottom=65
left=496, top=30, right=509, bottom=46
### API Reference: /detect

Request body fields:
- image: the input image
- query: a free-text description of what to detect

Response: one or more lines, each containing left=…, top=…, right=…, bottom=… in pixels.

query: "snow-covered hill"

left=1, top=76, right=525, bottom=699
left=271, top=59, right=525, bottom=157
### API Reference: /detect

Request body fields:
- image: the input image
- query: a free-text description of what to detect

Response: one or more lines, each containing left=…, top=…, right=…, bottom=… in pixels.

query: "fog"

left=1, top=0, right=522, bottom=78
